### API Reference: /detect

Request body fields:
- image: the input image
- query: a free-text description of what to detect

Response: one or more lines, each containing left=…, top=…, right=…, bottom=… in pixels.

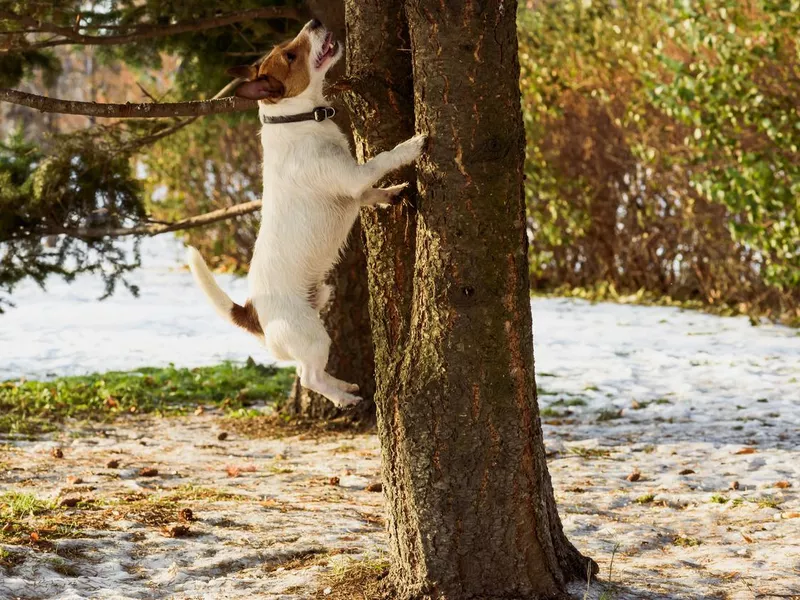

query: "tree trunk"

left=284, top=0, right=376, bottom=423
left=345, top=1, right=597, bottom=597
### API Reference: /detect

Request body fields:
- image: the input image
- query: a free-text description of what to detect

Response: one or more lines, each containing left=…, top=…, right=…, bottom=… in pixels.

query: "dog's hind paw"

left=331, top=393, right=362, bottom=409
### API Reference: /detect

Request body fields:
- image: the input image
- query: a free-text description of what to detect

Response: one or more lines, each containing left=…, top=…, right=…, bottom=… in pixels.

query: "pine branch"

left=45, top=201, right=263, bottom=239
left=0, top=88, right=256, bottom=118
left=0, top=7, right=303, bottom=51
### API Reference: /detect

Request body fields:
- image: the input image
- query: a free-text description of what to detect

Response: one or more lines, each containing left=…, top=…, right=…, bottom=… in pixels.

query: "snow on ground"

left=0, top=236, right=266, bottom=381
left=1, top=236, right=799, bottom=599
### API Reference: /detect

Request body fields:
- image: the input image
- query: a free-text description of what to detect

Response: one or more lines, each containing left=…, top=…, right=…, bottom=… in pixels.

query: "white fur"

left=188, top=21, right=425, bottom=408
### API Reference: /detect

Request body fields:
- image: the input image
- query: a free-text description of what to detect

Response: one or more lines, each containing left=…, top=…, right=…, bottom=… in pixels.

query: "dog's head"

left=227, top=19, right=341, bottom=103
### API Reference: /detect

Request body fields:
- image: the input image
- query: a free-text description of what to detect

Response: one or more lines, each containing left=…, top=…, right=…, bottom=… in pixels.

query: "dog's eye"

left=286, top=52, right=296, bottom=63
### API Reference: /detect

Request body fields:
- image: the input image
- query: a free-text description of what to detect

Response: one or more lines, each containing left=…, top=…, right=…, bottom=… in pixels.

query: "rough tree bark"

left=345, top=1, right=597, bottom=597
left=283, top=0, right=376, bottom=422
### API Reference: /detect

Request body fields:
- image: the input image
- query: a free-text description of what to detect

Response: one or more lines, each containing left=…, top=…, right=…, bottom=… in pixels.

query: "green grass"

left=568, top=446, right=612, bottom=459
left=0, top=492, right=54, bottom=520
left=0, top=360, right=294, bottom=434
left=709, top=494, right=729, bottom=504
left=550, top=397, right=588, bottom=407
left=635, top=494, right=655, bottom=504
left=540, top=407, right=567, bottom=418
left=673, top=535, right=702, bottom=547
left=754, top=496, right=782, bottom=509
left=596, top=408, right=622, bottom=422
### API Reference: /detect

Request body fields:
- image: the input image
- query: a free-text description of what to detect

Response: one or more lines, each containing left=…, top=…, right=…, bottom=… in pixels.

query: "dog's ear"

left=231, top=74, right=284, bottom=101
left=227, top=64, right=284, bottom=102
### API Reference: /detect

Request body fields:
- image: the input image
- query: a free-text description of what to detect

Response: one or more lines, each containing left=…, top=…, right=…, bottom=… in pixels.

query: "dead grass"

left=314, top=555, right=390, bottom=599
left=218, top=415, right=371, bottom=440
left=263, top=547, right=329, bottom=573
left=0, top=485, right=254, bottom=548
left=0, top=547, right=26, bottom=571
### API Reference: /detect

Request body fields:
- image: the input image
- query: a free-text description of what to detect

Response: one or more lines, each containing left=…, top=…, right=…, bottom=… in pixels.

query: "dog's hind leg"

left=323, top=373, right=359, bottom=393
left=265, top=301, right=361, bottom=408
left=300, top=362, right=361, bottom=408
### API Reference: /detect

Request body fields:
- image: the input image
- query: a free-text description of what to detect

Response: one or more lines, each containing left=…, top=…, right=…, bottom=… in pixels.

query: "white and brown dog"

left=187, top=20, right=425, bottom=408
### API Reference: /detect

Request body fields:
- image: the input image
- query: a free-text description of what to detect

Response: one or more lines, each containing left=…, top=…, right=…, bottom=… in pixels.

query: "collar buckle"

left=313, top=106, right=336, bottom=122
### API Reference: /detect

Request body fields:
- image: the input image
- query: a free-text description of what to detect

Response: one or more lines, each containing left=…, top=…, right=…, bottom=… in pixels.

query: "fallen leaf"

left=162, top=525, right=190, bottom=538
left=225, top=464, right=256, bottom=477
left=194, top=406, right=205, bottom=416
left=329, top=476, right=340, bottom=486
left=626, top=471, right=641, bottom=482
left=29, top=531, right=39, bottom=542
left=66, top=476, right=83, bottom=485
left=51, top=448, right=64, bottom=459
left=774, top=481, right=791, bottom=489
left=178, top=508, right=195, bottom=522
left=784, top=512, right=800, bottom=519
left=138, top=467, right=159, bottom=477
left=59, top=497, right=80, bottom=508
left=217, top=432, right=228, bottom=441
left=2, top=523, right=13, bottom=533
left=730, top=481, right=740, bottom=490
left=365, top=482, right=382, bottom=493
left=106, top=459, right=120, bottom=469
left=679, top=469, right=695, bottom=475
left=734, top=447, right=756, bottom=455
left=104, top=397, right=118, bottom=408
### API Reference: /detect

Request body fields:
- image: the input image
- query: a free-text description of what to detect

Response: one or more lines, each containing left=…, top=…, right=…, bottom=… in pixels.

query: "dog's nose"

left=308, top=19, right=322, bottom=30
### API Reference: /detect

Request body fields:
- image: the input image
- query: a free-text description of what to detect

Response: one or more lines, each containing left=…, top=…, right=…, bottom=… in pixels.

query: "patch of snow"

left=0, top=236, right=275, bottom=380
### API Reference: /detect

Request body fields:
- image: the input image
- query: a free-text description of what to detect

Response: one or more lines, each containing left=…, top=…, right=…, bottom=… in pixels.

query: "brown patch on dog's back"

left=231, top=300, right=263, bottom=336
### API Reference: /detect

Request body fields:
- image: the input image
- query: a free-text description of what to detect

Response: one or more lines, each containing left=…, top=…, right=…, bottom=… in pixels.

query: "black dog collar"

left=260, top=106, right=336, bottom=125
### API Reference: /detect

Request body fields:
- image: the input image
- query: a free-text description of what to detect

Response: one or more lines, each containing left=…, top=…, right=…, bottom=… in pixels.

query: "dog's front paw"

left=393, top=133, right=427, bottom=165
left=377, top=182, right=409, bottom=206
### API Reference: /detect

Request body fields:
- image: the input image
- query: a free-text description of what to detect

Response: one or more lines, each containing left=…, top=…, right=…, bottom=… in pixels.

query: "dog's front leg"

left=360, top=183, right=408, bottom=207
left=347, top=134, right=426, bottom=196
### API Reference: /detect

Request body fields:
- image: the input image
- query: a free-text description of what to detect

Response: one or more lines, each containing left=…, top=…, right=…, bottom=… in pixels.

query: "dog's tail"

left=186, top=247, right=263, bottom=338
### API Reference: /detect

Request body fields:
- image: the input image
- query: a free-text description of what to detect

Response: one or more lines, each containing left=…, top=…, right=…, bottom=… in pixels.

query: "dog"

left=187, top=19, right=426, bottom=408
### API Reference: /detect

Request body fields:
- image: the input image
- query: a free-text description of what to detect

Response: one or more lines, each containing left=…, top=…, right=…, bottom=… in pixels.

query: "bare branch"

left=45, top=201, right=263, bottom=239
left=0, top=88, right=256, bottom=118
left=0, top=7, right=303, bottom=51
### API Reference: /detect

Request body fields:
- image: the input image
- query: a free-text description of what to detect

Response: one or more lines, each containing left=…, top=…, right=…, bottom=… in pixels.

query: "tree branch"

left=0, top=7, right=303, bottom=51
left=45, top=201, right=263, bottom=239
left=0, top=88, right=256, bottom=118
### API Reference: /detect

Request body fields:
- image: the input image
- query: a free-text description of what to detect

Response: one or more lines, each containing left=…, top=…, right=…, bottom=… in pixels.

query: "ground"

left=1, top=237, right=798, bottom=599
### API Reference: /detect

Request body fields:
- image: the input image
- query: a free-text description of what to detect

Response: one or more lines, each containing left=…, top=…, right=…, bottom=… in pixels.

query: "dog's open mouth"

left=315, top=32, right=337, bottom=69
